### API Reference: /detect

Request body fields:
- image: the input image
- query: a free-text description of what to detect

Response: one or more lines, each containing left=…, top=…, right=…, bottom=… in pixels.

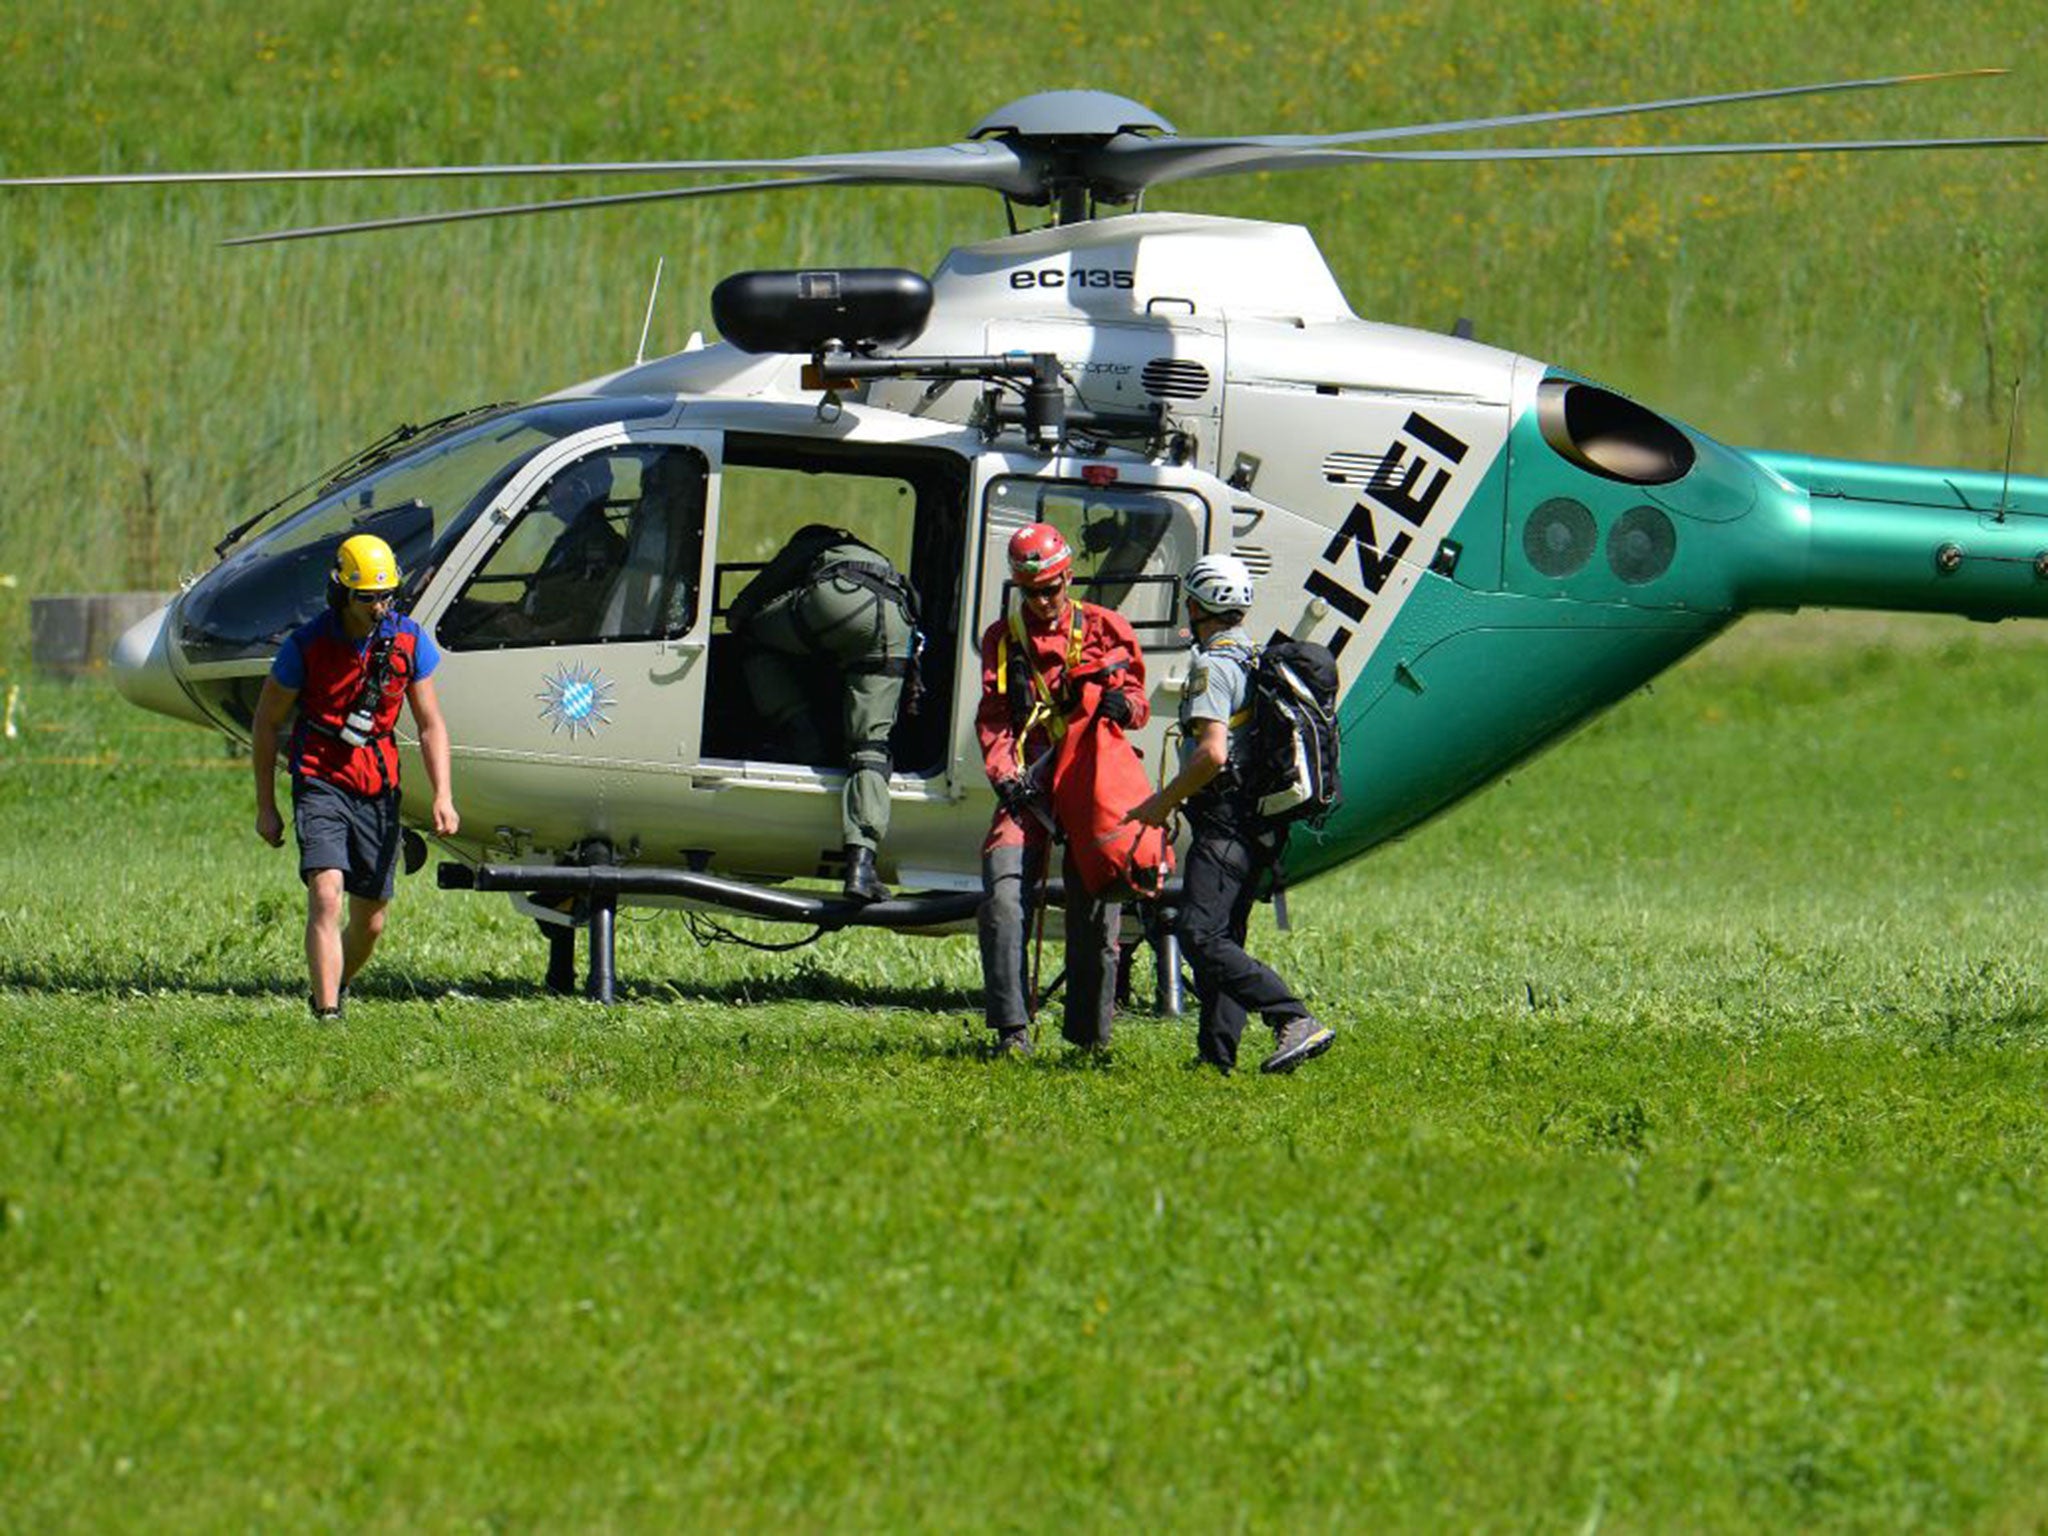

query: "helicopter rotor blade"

left=1360, top=134, right=2048, bottom=162
left=1088, top=68, right=2033, bottom=191
left=1166, top=67, right=2008, bottom=154
left=1123, top=134, right=2048, bottom=190
left=0, top=142, right=1035, bottom=195
left=7, top=68, right=2034, bottom=228
left=220, top=174, right=873, bottom=246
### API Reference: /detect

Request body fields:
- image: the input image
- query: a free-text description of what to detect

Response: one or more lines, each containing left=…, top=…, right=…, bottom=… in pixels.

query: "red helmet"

left=1008, top=522, right=1073, bottom=588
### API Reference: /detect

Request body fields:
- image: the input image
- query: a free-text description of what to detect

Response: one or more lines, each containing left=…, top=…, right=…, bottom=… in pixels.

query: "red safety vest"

left=286, top=613, right=424, bottom=796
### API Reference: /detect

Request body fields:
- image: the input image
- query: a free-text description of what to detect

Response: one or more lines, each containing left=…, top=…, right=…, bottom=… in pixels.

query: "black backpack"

left=1234, top=639, right=1341, bottom=827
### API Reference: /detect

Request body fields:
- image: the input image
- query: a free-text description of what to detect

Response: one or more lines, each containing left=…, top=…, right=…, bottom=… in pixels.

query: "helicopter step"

left=437, top=859, right=1185, bottom=1011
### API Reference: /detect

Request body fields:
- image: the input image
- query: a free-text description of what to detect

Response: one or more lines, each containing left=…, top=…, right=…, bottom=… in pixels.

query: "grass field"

left=6, top=617, right=2048, bottom=1528
left=8, top=4, right=2048, bottom=1527
left=2, top=0, right=2046, bottom=596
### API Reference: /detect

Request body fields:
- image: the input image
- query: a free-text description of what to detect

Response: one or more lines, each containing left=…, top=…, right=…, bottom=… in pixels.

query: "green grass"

left=2, top=0, right=2047, bottom=597
left=8, top=5, right=2048, bottom=1523
left=6, top=618, right=2048, bottom=1528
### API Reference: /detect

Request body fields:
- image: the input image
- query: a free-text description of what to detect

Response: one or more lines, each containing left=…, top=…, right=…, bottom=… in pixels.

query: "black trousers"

left=1176, top=818, right=1310, bottom=1070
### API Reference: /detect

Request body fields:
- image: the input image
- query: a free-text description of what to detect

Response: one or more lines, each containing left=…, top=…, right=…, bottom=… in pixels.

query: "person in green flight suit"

left=726, top=524, right=920, bottom=902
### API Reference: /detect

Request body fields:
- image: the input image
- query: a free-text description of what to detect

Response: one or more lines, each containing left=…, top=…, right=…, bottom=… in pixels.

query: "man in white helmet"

left=1129, top=553, right=1333, bottom=1074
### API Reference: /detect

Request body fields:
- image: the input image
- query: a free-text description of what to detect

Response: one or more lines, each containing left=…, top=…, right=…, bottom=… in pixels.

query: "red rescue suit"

left=976, top=599, right=1149, bottom=852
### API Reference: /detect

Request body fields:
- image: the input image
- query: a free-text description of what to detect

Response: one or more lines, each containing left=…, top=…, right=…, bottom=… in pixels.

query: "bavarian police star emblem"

left=536, top=661, right=616, bottom=738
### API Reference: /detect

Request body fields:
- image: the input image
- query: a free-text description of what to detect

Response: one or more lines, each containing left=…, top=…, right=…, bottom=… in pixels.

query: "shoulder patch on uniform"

left=1187, top=663, right=1210, bottom=695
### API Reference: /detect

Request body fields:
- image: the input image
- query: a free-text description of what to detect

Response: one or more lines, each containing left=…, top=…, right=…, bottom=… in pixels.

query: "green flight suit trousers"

left=740, top=567, right=913, bottom=850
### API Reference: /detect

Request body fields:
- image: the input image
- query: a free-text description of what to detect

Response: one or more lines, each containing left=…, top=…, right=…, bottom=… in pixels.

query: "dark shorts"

left=293, top=776, right=400, bottom=901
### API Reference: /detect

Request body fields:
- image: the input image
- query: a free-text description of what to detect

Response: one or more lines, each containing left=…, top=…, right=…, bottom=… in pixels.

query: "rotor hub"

left=968, top=90, right=1176, bottom=144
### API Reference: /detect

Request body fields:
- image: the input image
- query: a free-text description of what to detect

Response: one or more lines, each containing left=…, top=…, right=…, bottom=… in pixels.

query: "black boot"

left=843, top=844, right=889, bottom=903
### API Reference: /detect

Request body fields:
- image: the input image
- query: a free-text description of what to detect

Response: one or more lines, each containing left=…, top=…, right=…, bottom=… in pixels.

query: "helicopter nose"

left=111, top=600, right=211, bottom=728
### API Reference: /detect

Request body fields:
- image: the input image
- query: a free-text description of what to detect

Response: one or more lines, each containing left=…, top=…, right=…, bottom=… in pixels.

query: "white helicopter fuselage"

left=122, top=209, right=2048, bottom=911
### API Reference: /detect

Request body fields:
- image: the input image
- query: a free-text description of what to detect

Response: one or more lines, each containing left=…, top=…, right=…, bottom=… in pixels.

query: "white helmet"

left=1184, top=553, right=1255, bottom=615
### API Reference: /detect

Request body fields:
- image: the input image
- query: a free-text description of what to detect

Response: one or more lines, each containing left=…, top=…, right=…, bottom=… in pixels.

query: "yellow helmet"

left=333, top=534, right=402, bottom=593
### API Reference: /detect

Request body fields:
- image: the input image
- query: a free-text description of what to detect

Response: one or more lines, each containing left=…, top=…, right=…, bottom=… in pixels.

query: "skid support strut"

left=1154, top=925, right=1184, bottom=1018
left=586, top=891, right=618, bottom=1005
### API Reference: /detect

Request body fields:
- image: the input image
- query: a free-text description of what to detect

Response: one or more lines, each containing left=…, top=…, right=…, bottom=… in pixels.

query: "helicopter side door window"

left=986, top=477, right=1204, bottom=652
left=439, top=445, right=707, bottom=650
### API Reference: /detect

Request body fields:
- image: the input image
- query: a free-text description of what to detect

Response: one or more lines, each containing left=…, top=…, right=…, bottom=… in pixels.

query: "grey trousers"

left=979, top=838, right=1122, bottom=1047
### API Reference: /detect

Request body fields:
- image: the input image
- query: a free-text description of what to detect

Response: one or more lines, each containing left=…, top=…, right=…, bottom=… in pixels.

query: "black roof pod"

left=711, top=268, right=934, bottom=356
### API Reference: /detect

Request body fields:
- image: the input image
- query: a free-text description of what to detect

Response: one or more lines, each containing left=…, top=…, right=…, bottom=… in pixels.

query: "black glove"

left=1097, top=688, right=1135, bottom=727
left=994, top=775, right=1040, bottom=816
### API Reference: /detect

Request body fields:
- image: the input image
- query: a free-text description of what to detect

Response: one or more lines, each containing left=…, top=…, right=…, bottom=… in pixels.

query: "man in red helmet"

left=975, top=522, right=1150, bottom=1056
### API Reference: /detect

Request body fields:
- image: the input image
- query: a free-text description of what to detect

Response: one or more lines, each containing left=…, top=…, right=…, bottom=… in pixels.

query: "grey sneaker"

left=1261, top=1018, right=1334, bottom=1075
left=992, top=1026, right=1035, bottom=1059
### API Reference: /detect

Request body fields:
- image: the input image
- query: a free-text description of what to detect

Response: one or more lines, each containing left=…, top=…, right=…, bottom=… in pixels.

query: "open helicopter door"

left=686, top=431, right=972, bottom=887
left=414, top=427, right=720, bottom=860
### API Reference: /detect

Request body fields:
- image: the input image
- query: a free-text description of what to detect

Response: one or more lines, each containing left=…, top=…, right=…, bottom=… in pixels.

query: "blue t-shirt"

left=271, top=611, right=439, bottom=690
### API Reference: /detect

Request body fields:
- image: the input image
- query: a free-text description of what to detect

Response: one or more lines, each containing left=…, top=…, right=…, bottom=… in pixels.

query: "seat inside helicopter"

left=437, top=442, right=709, bottom=651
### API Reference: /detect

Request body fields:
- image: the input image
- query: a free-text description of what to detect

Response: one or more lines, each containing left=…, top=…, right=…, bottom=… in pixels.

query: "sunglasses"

left=350, top=589, right=396, bottom=606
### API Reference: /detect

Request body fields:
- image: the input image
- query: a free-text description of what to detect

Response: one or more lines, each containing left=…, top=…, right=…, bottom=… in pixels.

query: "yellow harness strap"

left=999, top=604, right=1087, bottom=766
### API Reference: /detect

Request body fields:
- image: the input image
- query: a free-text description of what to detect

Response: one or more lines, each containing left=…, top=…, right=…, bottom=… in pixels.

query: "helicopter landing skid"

left=439, top=861, right=1185, bottom=1012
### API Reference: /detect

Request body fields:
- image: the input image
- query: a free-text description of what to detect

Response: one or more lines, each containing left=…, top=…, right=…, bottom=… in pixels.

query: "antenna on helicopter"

left=1997, top=374, right=2022, bottom=523
left=635, top=257, right=666, bottom=366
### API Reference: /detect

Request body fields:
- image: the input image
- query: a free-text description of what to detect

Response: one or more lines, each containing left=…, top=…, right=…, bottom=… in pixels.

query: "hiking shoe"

left=1261, top=1018, right=1334, bottom=1074
left=308, top=996, right=344, bottom=1023
left=992, top=1026, right=1035, bottom=1059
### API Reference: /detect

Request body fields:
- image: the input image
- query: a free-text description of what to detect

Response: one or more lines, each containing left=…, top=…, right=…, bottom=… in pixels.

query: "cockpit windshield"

left=177, top=397, right=673, bottom=664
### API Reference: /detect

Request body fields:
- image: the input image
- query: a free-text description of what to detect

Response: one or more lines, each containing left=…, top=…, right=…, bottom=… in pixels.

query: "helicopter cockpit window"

left=986, top=477, right=1204, bottom=650
left=437, top=444, right=708, bottom=650
left=176, top=396, right=673, bottom=666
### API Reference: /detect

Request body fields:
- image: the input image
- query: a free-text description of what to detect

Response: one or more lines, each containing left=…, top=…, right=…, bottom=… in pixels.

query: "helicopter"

left=13, top=75, right=2048, bottom=1003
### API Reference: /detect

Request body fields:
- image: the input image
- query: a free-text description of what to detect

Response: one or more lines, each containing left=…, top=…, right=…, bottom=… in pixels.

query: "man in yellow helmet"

left=251, top=534, right=459, bottom=1019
